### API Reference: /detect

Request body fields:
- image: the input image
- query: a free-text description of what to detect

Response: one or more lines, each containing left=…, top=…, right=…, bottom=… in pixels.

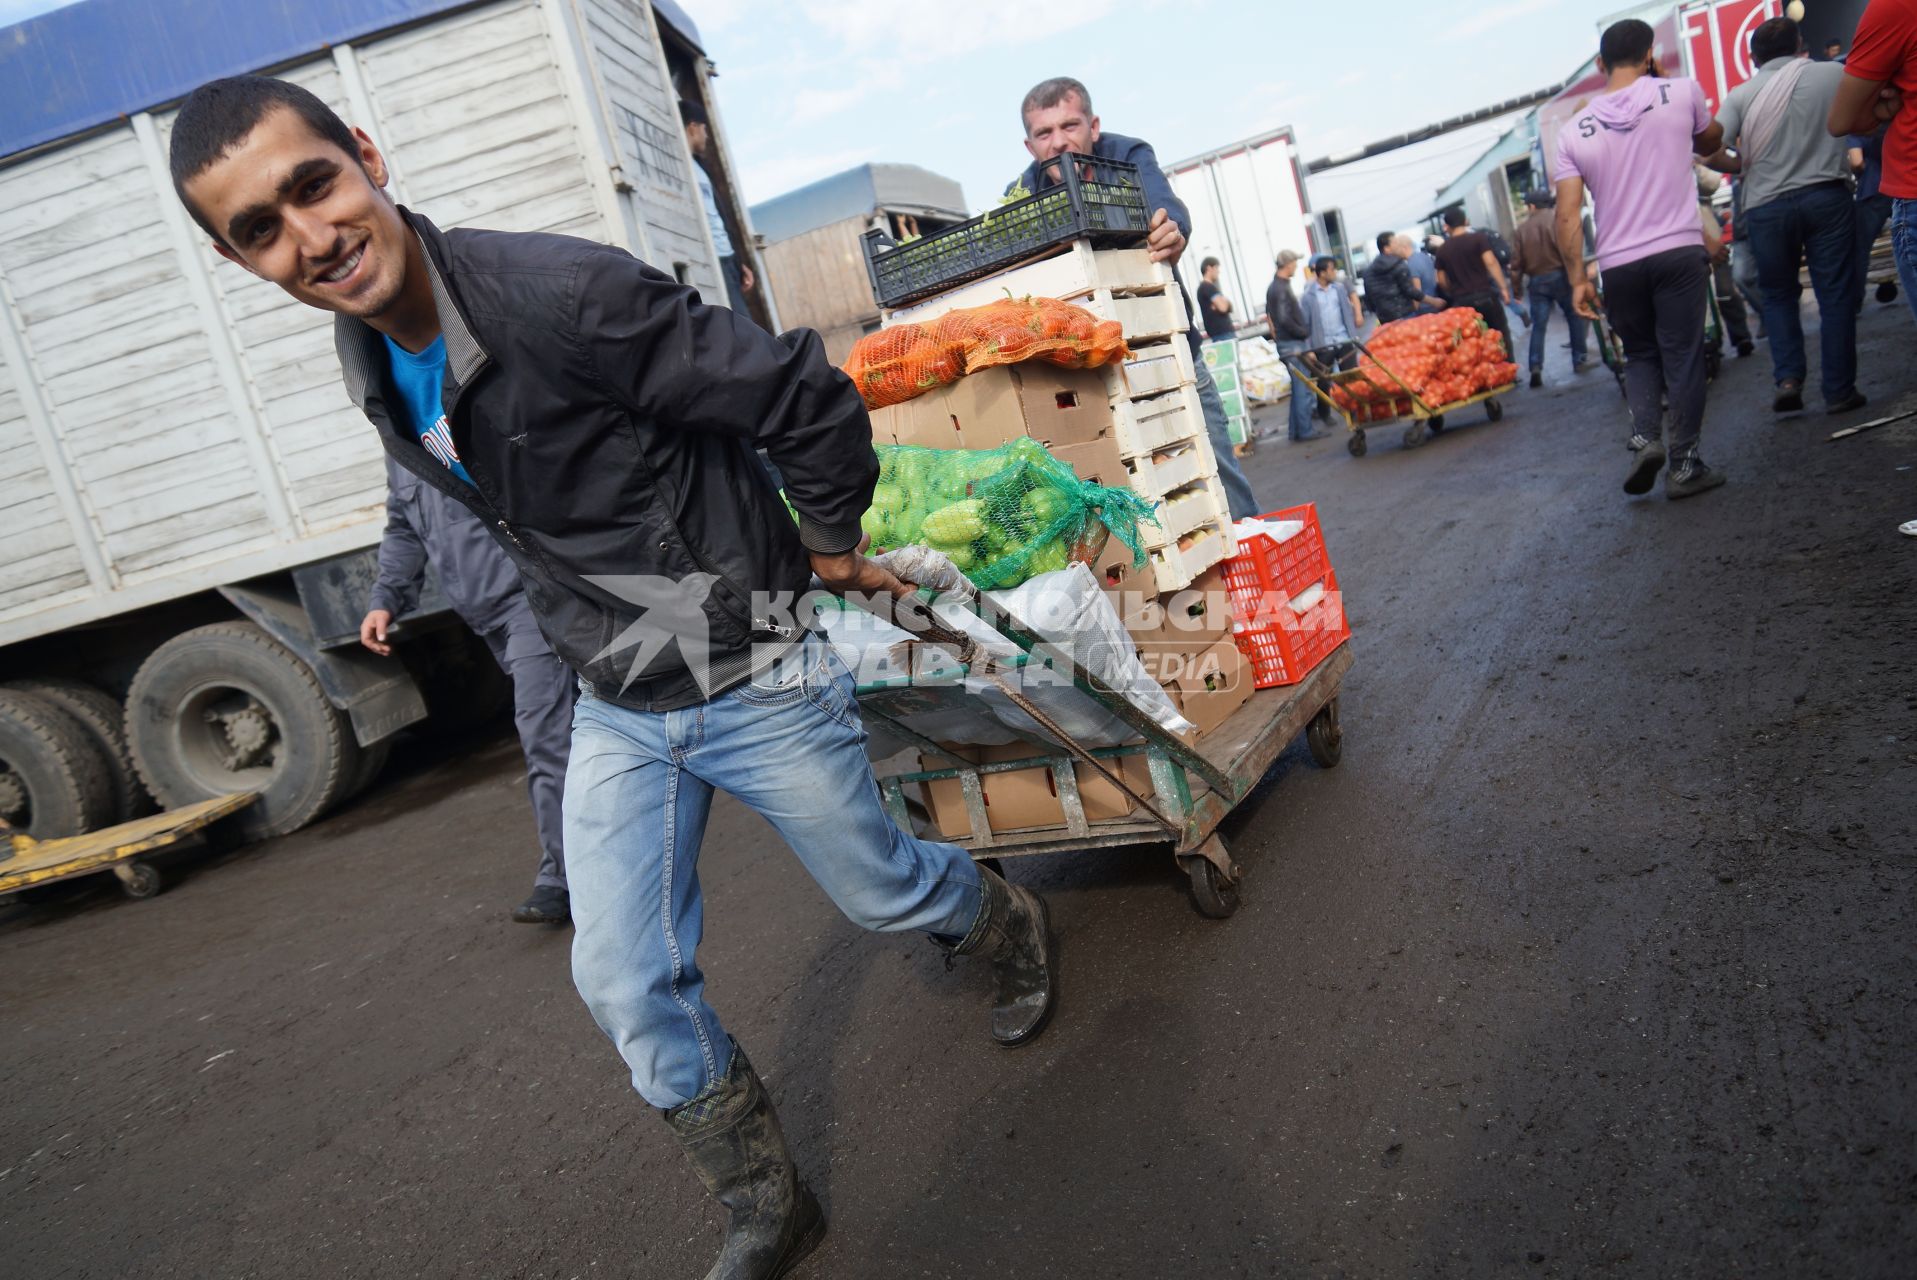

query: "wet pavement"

left=4, top=303, right=1915, bottom=1279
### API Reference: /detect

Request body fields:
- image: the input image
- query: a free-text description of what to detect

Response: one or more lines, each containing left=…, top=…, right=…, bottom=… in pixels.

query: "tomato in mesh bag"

left=844, top=297, right=1129, bottom=410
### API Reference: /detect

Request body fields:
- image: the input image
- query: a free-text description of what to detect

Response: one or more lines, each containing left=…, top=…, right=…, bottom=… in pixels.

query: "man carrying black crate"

left=1008, top=76, right=1261, bottom=521
left=170, top=75, right=1058, bottom=1280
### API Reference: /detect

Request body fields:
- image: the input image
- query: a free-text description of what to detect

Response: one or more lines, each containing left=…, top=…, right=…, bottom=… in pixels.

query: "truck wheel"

left=3, top=678, right=151, bottom=825
left=126, top=622, right=354, bottom=840
left=0, top=689, right=117, bottom=839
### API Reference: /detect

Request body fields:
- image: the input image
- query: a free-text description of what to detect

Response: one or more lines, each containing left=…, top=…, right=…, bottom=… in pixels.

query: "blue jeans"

left=1525, top=270, right=1588, bottom=372
left=1855, top=193, right=1893, bottom=308
left=1743, top=182, right=1858, bottom=403
left=564, top=633, right=982, bottom=1108
left=1276, top=338, right=1315, bottom=440
left=1893, top=198, right=1917, bottom=324
left=1193, top=358, right=1261, bottom=520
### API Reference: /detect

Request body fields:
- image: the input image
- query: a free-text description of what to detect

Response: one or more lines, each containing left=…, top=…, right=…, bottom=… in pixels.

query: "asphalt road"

left=4, top=303, right=1915, bottom=1279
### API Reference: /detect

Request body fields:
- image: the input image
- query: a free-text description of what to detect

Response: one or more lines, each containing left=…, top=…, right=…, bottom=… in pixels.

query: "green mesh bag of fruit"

left=787, top=437, right=1157, bottom=591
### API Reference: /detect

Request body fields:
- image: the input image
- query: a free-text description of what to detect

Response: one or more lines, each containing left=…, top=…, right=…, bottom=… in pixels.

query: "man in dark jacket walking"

left=1360, top=232, right=1429, bottom=324
left=360, top=459, right=574, bottom=924
left=1265, top=249, right=1323, bottom=441
left=172, top=76, right=1056, bottom=1280
left=1010, top=77, right=1261, bottom=518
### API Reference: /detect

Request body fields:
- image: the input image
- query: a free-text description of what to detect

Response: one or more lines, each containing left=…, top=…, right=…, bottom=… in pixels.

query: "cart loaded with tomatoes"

left=1286, top=309, right=1520, bottom=457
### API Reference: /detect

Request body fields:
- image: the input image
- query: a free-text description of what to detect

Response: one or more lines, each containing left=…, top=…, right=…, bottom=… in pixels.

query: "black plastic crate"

left=862, top=153, right=1150, bottom=309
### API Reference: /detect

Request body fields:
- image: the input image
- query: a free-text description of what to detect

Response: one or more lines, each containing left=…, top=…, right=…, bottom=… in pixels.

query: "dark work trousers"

left=1854, top=192, right=1893, bottom=310
left=1602, top=246, right=1711, bottom=463
left=1449, top=292, right=1513, bottom=362
left=1710, top=258, right=1753, bottom=348
left=482, top=609, right=576, bottom=891
left=1743, top=180, right=1858, bottom=404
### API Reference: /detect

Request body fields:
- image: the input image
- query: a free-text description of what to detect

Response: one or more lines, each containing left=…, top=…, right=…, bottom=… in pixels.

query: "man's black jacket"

left=336, top=212, right=876, bottom=710
left=1361, top=254, right=1421, bottom=325
left=1266, top=275, right=1307, bottom=341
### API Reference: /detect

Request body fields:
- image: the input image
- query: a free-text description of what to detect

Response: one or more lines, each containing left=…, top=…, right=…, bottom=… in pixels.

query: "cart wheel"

left=1184, top=854, right=1240, bottom=919
left=1307, top=699, right=1344, bottom=768
left=1878, top=280, right=1898, bottom=303
left=114, top=861, right=162, bottom=900
left=1428, top=414, right=1446, bottom=433
left=1347, top=430, right=1368, bottom=457
left=1484, top=398, right=1503, bottom=422
left=1402, top=422, right=1427, bottom=450
left=976, top=856, right=1005, bottom=880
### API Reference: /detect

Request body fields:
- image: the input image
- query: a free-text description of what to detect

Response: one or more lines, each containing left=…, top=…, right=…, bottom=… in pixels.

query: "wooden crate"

left=881, top=243, right=1172, bottom=322
left=1109, top=383, right=1206, bottom=458
left=1146, top=516, right=1236, bottom=595
left=1123, top=434, right=1217, bottom=502
left=1139, top=477, right=1230, bottom=549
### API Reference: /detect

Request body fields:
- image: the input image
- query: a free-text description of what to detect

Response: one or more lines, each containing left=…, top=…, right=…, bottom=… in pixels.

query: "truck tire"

left=126, top=621, right=354, bottom=841
left=0, top=689, right=117, bottom=839
left=3, top=677, right=151, bottom=825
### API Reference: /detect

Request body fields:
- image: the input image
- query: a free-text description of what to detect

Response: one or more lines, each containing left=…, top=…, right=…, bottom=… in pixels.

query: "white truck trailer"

left=0, top=0, right=765, bottom=844
left=1164, top=127, right=1319, bottom=339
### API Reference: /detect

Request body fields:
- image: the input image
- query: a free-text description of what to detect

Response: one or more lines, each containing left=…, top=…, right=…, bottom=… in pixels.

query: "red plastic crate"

left=1222, top=505, right=1351, bottom=687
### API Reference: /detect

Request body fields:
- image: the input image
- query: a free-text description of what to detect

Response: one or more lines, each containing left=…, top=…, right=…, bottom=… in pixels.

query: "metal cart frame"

left=1283, top=340, right=1516, bottom=458
left=854, top=601, right=1350, bottom=918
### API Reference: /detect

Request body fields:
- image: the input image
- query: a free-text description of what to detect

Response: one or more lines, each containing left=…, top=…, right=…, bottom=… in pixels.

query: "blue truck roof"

left=0, top=0, right=706, bottom=162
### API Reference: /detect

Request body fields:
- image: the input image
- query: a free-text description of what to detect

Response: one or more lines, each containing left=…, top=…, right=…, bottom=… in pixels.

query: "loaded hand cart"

left=2, top=793, right=255, bottom=901
left=1284, top=338, right=1517, bottom=458
left=857, top=603, right=1348, bottom=917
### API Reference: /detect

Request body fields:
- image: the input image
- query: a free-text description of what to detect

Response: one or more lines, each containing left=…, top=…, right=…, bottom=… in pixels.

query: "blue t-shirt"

left=382, top=334, right=472, bottom=485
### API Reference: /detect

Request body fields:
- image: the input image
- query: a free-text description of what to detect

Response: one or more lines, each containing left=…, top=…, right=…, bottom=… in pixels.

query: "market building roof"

left=751, top=163, right=967, bottom=244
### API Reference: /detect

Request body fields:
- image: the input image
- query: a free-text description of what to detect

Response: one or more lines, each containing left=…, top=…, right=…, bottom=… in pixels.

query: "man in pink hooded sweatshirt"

left=1554, top=18, right=1730, bottom=500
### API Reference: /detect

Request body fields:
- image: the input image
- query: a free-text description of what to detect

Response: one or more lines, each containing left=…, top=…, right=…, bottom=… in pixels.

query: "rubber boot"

left=953, top=866, right=1057, bottom=1047
left=663, top=1042, right=825, bottom=1280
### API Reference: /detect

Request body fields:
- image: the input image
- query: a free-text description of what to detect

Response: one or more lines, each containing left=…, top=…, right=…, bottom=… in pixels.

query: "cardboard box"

left=919, top=742, right=1155, bottom=839
left=1118, top=563, right=1234, bottom=657
left=869, top=365, right=1113, bottom=451
left=1163, top=636, right=1254, bottom=741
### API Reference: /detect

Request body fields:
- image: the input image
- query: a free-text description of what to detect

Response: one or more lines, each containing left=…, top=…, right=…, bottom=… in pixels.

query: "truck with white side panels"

left=1165, top=127, right=1319, bottom=337
left=0, top=0, right=769, bottom=846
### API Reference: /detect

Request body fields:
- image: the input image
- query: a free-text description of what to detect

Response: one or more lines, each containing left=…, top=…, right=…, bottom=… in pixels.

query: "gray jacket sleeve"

left=368, top=469, right=428, bottom=618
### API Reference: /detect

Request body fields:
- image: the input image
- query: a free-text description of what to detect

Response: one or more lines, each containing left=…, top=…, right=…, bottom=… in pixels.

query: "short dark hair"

left=1310, top=254, right=1336, bottom=274
left=1751, top=17, right=1801, bottom=65
left=1442, top=206, right=1468, bottom=229
left=1021, top=77, right=1092, bottom=131
left=679, top=98, right=709, bottom=128
left=1826, top=39, right=1843, bottom=50
left=1375, top=231, right=1395, bottom=252
left=1598, top=18, right=1655, bottom=70
left=171, top=76, right=360, bottom=242
left=1200, top=255, right=1220, bottom=273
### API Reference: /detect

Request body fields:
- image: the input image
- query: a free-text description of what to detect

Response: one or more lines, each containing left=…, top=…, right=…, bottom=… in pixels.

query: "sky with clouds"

left=687, top=0, right=1607, bottom=237
left=0, top=0, right=1607, bottom=240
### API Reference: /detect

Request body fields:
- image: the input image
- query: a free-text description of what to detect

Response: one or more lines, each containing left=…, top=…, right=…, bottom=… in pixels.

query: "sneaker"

left=1773, top=381, right=1805, bottom=412
left=512, top=885, right=570, bottom=924
left=1529, top=370, right=1543, bottom=388
left=1624, top=435, right=1667, bottom=495
left=1665, top=458, right=1726, bottom=500
left=1826, top=390, right=1867, bottom=415
left=1573, top=358, right=1597, bottom=373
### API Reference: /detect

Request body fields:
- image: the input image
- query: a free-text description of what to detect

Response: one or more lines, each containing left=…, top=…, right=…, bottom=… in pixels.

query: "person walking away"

left=361, top=460, right=574, bottom=924
left=1509, top=189, right=1592, bottom=386
left=1361, top=232, right=1430, bottom=325
left=1266, top=248, right=1325, bottom=442
left=1694, top=166, right=1757, bottom=355
left=1410, top=229, right=1441, bottom=300
left=1710, top=17, right=1866, bottom=414
left=1847, top=130, right=1895, bottom=308
left=1009, top=76, right=1260, bottom=519
left=174, top=76, right=1061, bottom=1280
left=681, top=99, right=755, bottom=318
left=1555, top=18, right=1730, bottom=499
left=1195, top=256, right=1236, bottom=340
left=1433, top=207, right=1514, bottom=358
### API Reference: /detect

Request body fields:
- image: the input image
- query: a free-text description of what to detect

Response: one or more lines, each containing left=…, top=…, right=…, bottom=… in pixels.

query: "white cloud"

left=796, top=0, right=1122, bottom=61
left=1437, top=0, right=1569, bottom=44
